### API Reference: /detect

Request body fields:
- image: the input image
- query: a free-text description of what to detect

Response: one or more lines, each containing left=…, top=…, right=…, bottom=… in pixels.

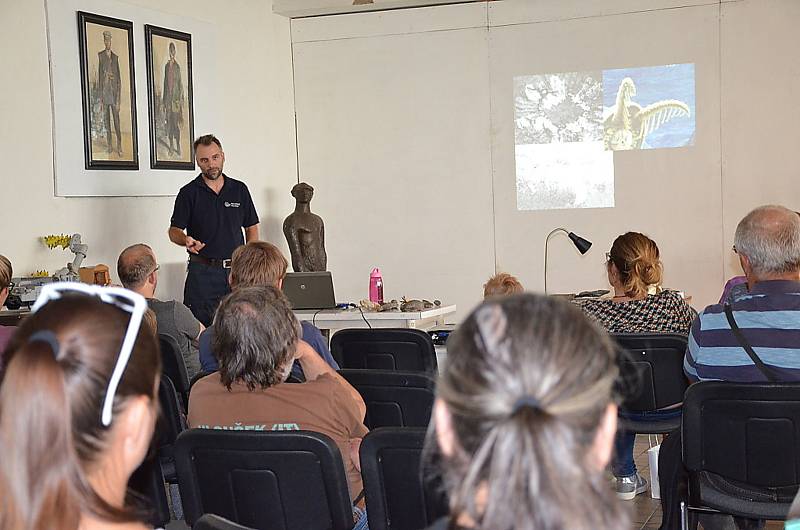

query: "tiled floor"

left=629, top=435, right=784, bottom=530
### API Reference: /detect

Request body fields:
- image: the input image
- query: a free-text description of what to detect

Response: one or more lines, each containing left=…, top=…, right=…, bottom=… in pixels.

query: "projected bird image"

left=602, top=64, right=695, bottom=151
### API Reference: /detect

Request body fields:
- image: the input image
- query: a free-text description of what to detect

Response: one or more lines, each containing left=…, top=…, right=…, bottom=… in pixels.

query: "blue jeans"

left=612, top=408, right=682, bottom=478
left=183, top=261, right=231, bottom=327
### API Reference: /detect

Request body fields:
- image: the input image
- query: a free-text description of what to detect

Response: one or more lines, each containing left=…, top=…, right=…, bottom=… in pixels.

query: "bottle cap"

left=370, top=267, right=381, bottom=277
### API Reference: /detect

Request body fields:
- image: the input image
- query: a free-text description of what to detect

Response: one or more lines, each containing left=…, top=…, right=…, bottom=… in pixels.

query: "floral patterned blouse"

left=573, top=289, right=695, bottom=335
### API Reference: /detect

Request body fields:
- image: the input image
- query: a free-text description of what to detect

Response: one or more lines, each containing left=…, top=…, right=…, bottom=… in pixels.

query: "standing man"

left=169, top=134, right=259, bottom=326
left=162, top=41, right=183, bottom=156
left=97, top=30, right=122, bottom=157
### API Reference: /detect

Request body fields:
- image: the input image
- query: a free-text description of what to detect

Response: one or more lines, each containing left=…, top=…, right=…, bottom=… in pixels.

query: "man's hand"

left=185, top=236, right=205, bottom=254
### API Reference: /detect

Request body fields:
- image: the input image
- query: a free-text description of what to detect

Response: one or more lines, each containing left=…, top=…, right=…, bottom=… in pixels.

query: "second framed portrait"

left=145, top=24, right=195, bottom=170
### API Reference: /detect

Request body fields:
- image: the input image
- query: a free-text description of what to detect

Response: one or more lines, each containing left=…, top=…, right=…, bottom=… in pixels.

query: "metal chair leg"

left=681, top=501, right=688, bottom=530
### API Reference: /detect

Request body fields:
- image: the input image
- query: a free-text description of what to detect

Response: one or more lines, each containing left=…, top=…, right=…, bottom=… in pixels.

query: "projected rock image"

left=603, top=64, right=694, bottom=151
left=514, top=63, right=695, bottom=211
left=514, top=71, right=603, bottom=145
left=514, top=71, right=613, bottom=211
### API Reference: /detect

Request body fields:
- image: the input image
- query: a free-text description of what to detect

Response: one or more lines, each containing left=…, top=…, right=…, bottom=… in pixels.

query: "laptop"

left=282, top=272, right=337, bottom=310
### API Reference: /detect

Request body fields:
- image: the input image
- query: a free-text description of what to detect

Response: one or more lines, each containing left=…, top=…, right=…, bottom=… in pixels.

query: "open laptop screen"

left=282, top=272, right=336, bottom=310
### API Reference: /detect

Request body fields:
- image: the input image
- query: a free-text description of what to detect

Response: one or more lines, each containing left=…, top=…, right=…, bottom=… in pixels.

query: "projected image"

left=603, top=64, right=694, bottom=151
left=514, top=63, right=695, bottom=211
left=514, top=71, right=613, bottom=210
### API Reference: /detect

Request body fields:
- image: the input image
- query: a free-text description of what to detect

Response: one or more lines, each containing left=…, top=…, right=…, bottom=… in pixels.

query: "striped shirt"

left=685, top=280, right=800, bottom=382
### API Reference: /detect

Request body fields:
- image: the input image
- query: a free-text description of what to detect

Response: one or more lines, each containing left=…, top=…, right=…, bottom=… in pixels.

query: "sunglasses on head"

left=31, top=282, right=147, bottom=427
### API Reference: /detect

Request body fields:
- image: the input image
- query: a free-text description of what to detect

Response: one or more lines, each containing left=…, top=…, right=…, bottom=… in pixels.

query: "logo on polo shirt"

left=224, top=202, right=241, bottom=208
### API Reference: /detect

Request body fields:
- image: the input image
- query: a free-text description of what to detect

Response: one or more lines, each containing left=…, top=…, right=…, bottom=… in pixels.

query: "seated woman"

left=574, top=231, right=695, bottom=500
left=0, top=283, right=160, bottom=530
left=575, top=231, right=695, bottom=334
left=426, top=294, right=629, bottom=530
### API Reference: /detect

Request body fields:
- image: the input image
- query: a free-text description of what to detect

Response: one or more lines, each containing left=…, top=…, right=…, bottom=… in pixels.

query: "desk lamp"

left=544, top=228, right=592, bottom=294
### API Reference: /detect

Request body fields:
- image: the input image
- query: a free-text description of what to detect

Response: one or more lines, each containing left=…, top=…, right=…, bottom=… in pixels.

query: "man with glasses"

left=117, top=243, right=204, bottom=378
left=168, top=134, right=260, bottom=326
left=659, top=205, right=800, bottom=529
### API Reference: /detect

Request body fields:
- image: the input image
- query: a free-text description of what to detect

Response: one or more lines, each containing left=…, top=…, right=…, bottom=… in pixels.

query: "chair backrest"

left=157, top=375, right=186, bottom=454
left=175, top=429, right=354, bottom=530
left=194, top=513, right=255, bottom=530
left=159, top=333, right=190, bottom=403
left=360, top=427, right=449, bottom=530
left=338, top=369, right=435, bottom=429
left=331, top=329, right=437, bottom=373
left=128, top=454, right=171, bottom=528
left=612, top=333, right=688, bottom=411
left=683, top=381, right=800, bottom=488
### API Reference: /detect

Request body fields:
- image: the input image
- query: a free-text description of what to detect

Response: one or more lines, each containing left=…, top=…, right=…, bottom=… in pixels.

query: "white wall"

left=290, top=0, right=800, bottom=317
left=3, top=0, right=799, bottom=321
left=0, top=0, right=298, bottom=301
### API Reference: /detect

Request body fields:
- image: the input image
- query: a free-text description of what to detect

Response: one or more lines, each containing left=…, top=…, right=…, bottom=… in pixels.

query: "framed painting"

left=145, top=24, right=195, bottom=170
left=77, top=11, right=139, bottom=170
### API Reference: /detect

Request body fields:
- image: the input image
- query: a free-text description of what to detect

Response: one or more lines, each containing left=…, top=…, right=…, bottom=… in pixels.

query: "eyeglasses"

left=31, top=282, right=147, bottom=427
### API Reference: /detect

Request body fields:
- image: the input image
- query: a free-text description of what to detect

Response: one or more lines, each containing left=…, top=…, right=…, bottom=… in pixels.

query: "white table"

left=293, top=304, right=456, bottom=333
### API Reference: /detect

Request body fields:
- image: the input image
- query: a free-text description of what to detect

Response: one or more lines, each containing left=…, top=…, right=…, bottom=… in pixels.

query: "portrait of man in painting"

left=78, top=12, right=138, bottom=169
left=146, top=25, right=195, bottom=170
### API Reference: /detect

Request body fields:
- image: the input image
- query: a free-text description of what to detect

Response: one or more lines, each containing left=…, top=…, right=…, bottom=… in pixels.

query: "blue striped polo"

left=685, top=280, right=800, bottom=382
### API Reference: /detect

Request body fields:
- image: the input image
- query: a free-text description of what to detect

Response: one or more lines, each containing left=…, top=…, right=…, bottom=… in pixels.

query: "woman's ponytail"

left=0, top=341, right=84, bottom=530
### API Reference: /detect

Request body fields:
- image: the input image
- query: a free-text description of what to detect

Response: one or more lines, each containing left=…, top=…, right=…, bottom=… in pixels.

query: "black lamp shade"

left=568, top=232, right=592, bottom=255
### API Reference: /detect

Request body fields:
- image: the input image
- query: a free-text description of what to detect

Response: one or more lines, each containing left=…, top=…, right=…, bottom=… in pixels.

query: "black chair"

left=360, top=427, right=448, bottom=530
left=331, top=329, right=437, bottom=373
left=194, top=513, right=255, bottom=530
left=338, top=369, right=435, bottom=429
left=157, top=375, right=187, bottom=480
left=613, top=333, right=689, bottom=433
left=128, top=454, right=171, bottom=528
left=175, top=429, right=355, bottom=529
left=681, top=382, right=800, bottom=528
left=159, top=333, right=190, bottom=409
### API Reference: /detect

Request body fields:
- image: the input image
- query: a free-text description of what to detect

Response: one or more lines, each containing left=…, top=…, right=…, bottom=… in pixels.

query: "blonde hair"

left=607, top=232, right=663, bottom=299
left=483, top=273, right=523, bottom=299
left=0, top=255, right=12, bottom=290
left=229, top=241, right=288, bottom=289
left=432, top=294, right=628, bottom=530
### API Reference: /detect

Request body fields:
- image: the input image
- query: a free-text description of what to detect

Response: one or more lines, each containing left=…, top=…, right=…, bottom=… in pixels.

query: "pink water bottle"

left=369, top=268, right=384, bottom=304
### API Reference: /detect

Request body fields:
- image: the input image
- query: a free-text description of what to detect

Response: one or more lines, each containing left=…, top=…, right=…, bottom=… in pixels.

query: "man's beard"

left=203, top=167, right=222, bottom=180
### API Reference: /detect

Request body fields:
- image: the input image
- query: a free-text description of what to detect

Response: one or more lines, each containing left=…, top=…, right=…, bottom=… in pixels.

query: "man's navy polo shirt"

left=170, top=174, right=259, bottom=259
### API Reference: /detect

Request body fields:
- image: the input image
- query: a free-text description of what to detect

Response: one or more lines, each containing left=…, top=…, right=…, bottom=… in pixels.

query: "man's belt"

left=188, top=254, right=232, bottom=269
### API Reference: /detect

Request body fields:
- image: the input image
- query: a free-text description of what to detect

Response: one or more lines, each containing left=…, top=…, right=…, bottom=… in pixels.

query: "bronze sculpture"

left=283, top=182, right=327, bottom=272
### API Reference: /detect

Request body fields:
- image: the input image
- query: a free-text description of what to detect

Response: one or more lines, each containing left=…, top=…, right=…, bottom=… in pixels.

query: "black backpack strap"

left=723, top=304, right=781, bottom=382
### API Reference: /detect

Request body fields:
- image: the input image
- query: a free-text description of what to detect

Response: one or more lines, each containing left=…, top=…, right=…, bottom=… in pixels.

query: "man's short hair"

left=734, top=205, right=800, bottom=277
left=117, top=244, right=156, bottom=289
left=212, top=286, right=300, bottom=391
left=193, top=134, right=222, bottom=152
left=483, top=272, right=524, bottom=298
left=229, top=241, right=288, bottom=289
